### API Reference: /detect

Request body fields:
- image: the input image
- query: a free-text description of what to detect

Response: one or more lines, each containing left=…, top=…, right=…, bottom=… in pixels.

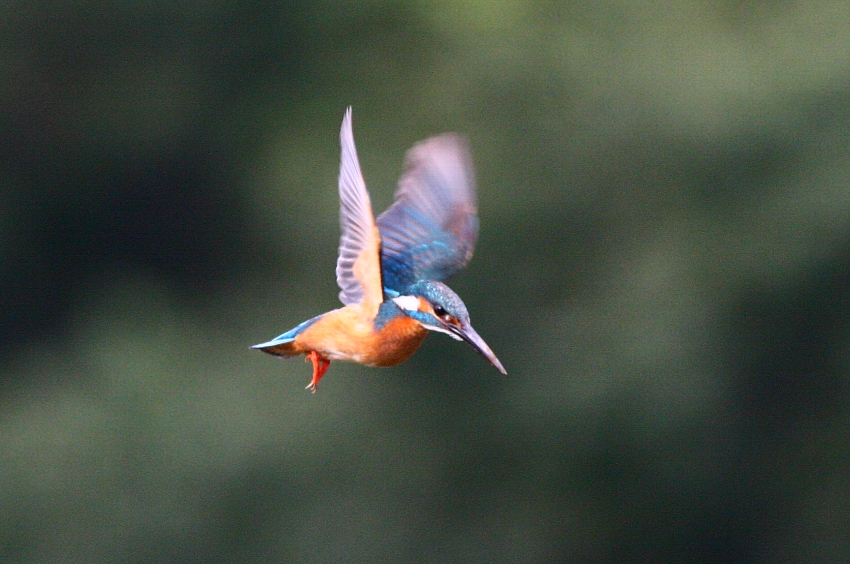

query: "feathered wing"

left=377, top=133, right=479, bottom=291
left=335, top=107, right=384, bottom=313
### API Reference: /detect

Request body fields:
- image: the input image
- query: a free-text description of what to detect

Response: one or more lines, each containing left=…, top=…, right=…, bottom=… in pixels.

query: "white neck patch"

left=392, top=295, right=420, bottom=312
left=392, top=295, right=464, bottom=341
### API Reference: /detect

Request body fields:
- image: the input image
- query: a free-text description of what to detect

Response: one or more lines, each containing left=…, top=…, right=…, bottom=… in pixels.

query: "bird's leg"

left=305, top=350, right=331, bottom=393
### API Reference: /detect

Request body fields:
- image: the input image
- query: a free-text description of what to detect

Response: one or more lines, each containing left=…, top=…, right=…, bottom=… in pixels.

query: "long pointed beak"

left=453, top=324, right=507, bottom=375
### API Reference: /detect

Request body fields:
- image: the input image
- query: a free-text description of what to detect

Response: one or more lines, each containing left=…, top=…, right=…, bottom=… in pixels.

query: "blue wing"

left=376, top=133, right=479, bottom=292
left=335, top=107, right=384, bottom=312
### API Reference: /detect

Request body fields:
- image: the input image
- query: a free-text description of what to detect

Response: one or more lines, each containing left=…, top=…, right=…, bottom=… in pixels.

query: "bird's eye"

left=434, top=305, right=452, bottom=323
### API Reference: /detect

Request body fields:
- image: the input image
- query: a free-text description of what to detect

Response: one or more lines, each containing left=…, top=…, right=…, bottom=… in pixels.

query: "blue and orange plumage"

left=253, top=108, right=506, bottom=392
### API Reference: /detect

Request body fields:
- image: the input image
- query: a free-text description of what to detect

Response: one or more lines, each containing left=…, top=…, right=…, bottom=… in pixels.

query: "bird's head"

left=391, top=280, right=506, bottom=374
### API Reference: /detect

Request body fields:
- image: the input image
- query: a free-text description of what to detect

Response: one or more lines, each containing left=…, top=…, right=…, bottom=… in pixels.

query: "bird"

left=252, top=107, right=506, bottom=392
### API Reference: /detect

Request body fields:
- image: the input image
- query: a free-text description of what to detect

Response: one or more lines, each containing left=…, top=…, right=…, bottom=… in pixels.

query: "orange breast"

left=365, top=314, right=428, bottom=367
left=293, top=305, right=427, bottom=367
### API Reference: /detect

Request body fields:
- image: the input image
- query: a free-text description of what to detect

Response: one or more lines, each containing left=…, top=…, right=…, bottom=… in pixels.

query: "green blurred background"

left=2, top=1, right=850, bottom=562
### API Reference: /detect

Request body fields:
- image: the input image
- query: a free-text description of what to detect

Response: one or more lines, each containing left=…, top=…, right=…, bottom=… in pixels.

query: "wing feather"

left=377, top=133, right=479, bottom=291
left=335, top=108, right=383, bottom=312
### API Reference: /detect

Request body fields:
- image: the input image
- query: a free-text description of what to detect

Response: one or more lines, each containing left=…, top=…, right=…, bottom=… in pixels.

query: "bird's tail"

left=251, top=336, right=298, bottom=357
left=251, top=314, right=324, bottom=357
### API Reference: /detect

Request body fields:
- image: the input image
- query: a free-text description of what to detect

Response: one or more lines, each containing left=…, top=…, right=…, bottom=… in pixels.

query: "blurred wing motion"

left=335, top=107, right=384, bottom=312
left=377, top=134, right=479, bottom=291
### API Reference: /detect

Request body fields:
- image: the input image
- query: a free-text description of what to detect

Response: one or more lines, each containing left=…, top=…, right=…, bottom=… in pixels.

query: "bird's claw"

left=305, top=350, right=330, bottom=393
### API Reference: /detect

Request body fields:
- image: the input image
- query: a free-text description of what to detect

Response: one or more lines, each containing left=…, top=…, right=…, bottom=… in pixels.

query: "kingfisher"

left=253, top=107, right=506, bottom=392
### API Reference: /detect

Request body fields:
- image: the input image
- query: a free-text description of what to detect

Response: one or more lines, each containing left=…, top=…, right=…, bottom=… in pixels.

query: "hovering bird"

left=253, top=107, right=506, bottom=392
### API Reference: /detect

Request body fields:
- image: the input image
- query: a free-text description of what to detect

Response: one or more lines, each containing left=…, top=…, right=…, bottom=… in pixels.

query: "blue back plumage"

left=373, top=300, right=407, bottom=330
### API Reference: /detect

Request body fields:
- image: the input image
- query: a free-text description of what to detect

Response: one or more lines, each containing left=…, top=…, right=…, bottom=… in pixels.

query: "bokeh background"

left=2, top=1, right=850, bottom=562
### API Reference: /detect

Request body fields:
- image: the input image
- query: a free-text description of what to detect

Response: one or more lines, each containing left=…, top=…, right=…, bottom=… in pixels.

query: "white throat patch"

left=423, top=323, right=463, bottom=341
left=392, top=295, right=420, bottom=312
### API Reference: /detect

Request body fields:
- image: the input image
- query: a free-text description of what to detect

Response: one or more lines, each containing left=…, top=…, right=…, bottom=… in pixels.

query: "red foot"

left=305, top=351, right=331, bottom=393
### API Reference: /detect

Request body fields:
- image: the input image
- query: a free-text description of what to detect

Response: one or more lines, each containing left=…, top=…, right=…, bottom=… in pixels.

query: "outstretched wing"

left=377, top=133, right=479, bottom=291
left=335, top=107, right=383, bottom=312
